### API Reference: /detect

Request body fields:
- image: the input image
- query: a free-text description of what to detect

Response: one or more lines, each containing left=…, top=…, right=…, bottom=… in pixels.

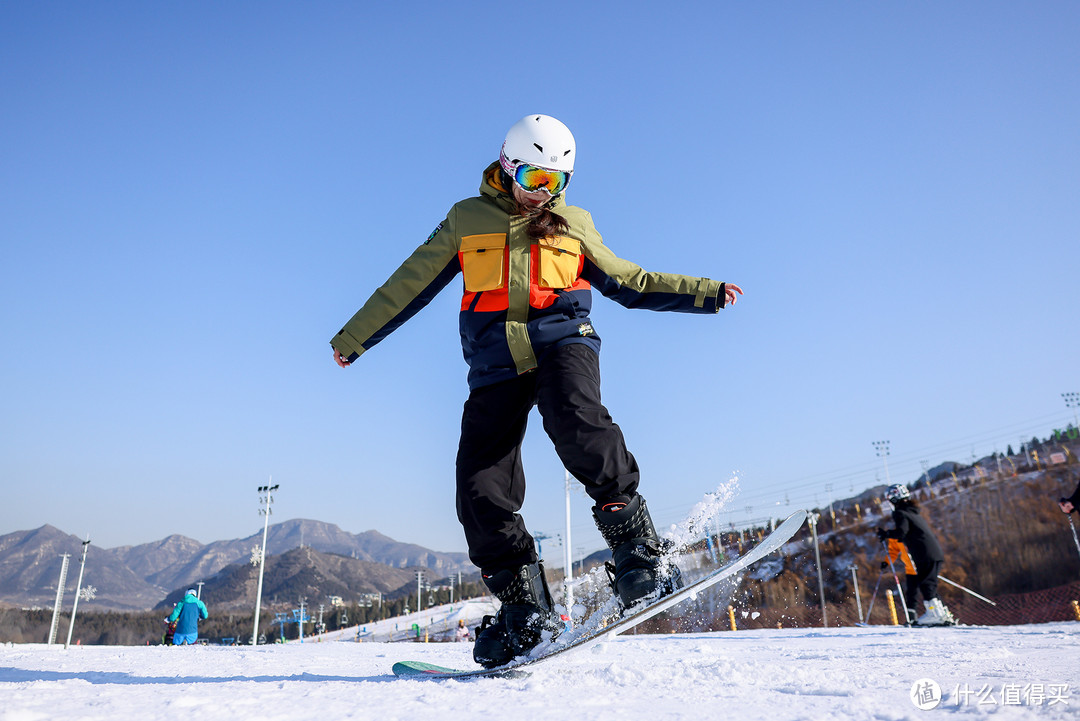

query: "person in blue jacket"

left=166, top=589, right=208, bottom=645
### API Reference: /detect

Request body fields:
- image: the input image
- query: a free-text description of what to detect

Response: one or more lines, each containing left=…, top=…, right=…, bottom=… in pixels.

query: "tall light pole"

left=1063, top=392, right=1080, bottom=430
left=808, top=513, right=827, bottom=627
left=563, top=469, right=574, bottom=618
left=47, top=554, right=71, bottom=645
left=64, top=535, right=91, bottom=649
left=251, top=481, right=278, bottom=646
left=873, top=441, right=892, bottom=486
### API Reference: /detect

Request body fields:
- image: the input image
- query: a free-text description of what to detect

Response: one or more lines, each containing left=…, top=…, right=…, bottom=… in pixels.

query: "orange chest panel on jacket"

left=459, top=241, right=590, bottom=312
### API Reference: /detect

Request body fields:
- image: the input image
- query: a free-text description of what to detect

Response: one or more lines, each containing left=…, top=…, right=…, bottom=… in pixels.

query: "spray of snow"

left=663, top=474, right=741, bottom=548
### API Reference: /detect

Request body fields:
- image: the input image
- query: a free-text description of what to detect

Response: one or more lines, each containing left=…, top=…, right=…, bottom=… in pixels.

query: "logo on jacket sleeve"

left=577, top=322, right=595, bottom=337
left=425, top=222, right=444, bottom=244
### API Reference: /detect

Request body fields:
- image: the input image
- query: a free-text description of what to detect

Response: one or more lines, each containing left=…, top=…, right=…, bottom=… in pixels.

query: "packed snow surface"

left=3, top=623, right=1079, bottom=720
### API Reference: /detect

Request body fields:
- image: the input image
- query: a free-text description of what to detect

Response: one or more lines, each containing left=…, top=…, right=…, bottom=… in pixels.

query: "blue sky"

left=2, top=2, right=1078, bottom=565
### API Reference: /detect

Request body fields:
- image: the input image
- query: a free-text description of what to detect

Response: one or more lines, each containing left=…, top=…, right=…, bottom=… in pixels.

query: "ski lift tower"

left=292, top=600, right=310, bottom=643
left=273, top=611, right=288, bottom=642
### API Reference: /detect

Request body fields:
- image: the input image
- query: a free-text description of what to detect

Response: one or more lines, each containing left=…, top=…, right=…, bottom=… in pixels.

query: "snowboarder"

left=166, top=589, right=209, bottom=645
left=877, top=485, right=955, bottom=626
left=331, top=114, right=742, bottom=667
left=455, top=619, right=471, bottom=642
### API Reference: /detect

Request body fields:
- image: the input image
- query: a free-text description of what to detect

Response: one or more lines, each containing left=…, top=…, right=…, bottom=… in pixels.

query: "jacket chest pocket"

left=538, top=238, right=581, bottom=289
left=460, top=234, right=507, bottom=292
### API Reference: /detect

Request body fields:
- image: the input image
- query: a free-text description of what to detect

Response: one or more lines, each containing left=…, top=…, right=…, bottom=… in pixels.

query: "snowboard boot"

left=593, top=494, right=683, bottom=609
left=472, top=561, right=563, bottom=668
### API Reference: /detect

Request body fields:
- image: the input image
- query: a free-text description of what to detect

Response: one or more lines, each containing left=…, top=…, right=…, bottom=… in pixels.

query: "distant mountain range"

left=153, top=546, right=425, bottom=612
left=8, top=438, right=1069, bottom=614
left=0, top=519, right=474, bottom=611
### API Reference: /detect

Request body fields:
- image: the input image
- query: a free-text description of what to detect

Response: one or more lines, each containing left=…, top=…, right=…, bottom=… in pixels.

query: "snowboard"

left=392, top=509, right=808, bottom=680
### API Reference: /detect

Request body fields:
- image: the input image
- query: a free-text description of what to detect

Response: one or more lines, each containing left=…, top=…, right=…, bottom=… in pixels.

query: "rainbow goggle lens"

left=513, top=163, right=571, bottom=195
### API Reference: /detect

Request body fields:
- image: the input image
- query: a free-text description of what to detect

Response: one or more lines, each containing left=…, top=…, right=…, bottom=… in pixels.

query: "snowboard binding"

left=473, top=561, right=562, bottom=668
left=594, top=494, right=684, bottom=609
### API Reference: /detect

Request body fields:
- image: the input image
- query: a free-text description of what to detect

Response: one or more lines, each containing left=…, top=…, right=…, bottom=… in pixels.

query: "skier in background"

left=166, top=589, right=209, bottom=645
left=331, top=114, right=742, bottom=667
left=877, top=485, right=955, bottom=626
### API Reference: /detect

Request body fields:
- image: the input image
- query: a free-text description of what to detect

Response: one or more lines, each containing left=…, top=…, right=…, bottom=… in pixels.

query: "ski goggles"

left=512, top=163, right=571, bottom=195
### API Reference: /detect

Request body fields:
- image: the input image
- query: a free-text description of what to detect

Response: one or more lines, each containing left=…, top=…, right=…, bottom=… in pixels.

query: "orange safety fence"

left=638, top=580, right=1080, bottom=633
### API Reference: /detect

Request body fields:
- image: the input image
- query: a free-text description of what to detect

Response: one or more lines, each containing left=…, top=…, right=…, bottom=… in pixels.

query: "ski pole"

left=938, top=575, right=996, bottom=606
left=879, top=540, right=912, bottom=625
left=862, top=567, right=885, bottom=623
left=1069, top=515, right=1080, bottom=561
left=851, top=566, right=864, bottom=623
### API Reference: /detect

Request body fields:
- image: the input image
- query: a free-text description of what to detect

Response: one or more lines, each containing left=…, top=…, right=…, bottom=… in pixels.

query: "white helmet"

left=499, top=114, right=576, bottom=176
left=885, top=484, right=910, bottom=503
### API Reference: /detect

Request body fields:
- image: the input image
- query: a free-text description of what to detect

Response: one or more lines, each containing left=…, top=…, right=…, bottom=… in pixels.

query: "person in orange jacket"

left=883, top=537, right=919, bottom=623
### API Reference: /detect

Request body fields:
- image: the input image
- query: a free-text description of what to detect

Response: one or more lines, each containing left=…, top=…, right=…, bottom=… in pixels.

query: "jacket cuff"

left=331, top=329, right=366, bottom=362
left=700, top=280, right=725, bottom=312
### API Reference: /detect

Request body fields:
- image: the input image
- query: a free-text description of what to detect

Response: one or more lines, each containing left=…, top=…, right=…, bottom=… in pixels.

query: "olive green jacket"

left=332, top=163, right=727, bottom=389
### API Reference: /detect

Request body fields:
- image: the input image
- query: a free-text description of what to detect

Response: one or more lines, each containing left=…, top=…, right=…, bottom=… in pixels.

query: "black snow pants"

left=455, top=343, right=639, bottom=576
left=908, top=559, right=942, bottom=609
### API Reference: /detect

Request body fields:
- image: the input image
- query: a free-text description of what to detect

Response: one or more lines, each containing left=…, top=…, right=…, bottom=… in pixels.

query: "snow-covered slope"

left=3, top=623, right=1077, bottom=720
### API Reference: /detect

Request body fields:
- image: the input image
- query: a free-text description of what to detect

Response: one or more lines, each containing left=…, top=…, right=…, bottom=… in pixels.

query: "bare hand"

left=1060, top=500, right=1075, bottom=514
left=725, top=283, right=744, bottom=306
left=333, top=349, right=352, bottom=368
